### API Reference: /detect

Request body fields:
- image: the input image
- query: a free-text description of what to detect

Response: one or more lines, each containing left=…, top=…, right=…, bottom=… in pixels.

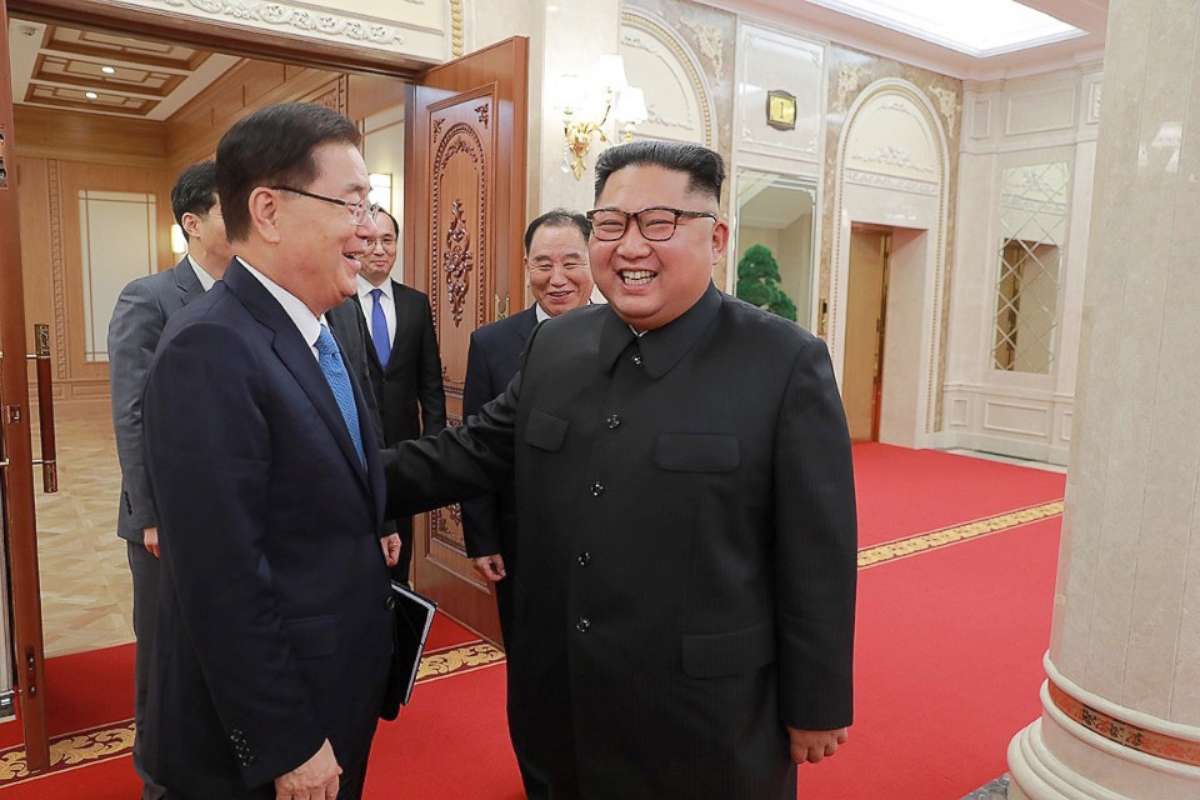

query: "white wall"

left=942, top=64, right=1101, bottom=465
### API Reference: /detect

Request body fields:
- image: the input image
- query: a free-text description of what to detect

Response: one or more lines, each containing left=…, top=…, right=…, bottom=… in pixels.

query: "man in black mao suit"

left=385, top=140, right=857, bottom=799
left=327, top=209, right=445, bottom=584
left=462, top=208, right=594, bottom=646
left=108, top=161, right=231, bottom=800
left=141, top=103, right=400, bottom=800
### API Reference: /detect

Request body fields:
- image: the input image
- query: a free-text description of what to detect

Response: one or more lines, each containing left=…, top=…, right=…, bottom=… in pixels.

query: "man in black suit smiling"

left=142, top=102, right=399, bottom=800
left=386, top=140, right=858, bottom=799
left=327, top=208, right=445, bottom=584
left=461, top=208, right=594, bottom=643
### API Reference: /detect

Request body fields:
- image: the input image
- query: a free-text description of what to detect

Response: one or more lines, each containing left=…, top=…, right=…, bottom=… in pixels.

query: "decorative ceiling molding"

left=158, top=0, right=409, bottom=47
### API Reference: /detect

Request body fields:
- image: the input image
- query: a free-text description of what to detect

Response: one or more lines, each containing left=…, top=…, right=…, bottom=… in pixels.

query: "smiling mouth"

left=343, top=252, right=363, bottom=270
left=618, top=269, right=656, bottom=286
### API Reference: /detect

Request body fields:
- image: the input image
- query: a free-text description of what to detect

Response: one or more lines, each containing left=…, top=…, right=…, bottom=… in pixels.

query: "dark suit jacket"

left=327, top=280, right=446, bottom=445
left=142, top=260, right=394, bottom=798
left=387, top=285, right=857, bottom=799
left=107, top=258, right=204, bottom=543
left=460, top=305, right=539, bottom=560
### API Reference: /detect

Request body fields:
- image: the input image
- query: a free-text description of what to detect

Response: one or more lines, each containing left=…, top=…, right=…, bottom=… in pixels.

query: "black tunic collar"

left=597, top=282, right=722, bottom=379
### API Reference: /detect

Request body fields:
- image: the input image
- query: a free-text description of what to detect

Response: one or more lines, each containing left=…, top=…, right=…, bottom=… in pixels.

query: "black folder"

left=382, top=581, right=437, bottom=718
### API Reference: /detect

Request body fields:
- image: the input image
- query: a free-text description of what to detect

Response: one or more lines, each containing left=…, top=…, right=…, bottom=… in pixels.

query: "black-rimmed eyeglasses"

left=270, top=185, right=379, bottom=225
left=586, top=206, right=718, bottom=242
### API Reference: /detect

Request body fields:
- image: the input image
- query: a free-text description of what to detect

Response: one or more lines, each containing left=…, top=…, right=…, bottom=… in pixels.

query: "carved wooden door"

left=0, top=0, right=51, bottom=773
left=404, top=38, right=528, bottom=643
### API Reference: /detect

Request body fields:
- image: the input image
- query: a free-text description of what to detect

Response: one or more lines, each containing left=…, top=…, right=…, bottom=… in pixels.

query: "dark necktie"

left=370, top=288, right=392, bottom=366
left=314, top=324, right=365, bottom=466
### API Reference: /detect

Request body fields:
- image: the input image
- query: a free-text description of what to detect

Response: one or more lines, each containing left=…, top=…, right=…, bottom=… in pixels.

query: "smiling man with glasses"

left=382, top=139, right=859, bottom=799
left=140, top=102, right=401, bottom=800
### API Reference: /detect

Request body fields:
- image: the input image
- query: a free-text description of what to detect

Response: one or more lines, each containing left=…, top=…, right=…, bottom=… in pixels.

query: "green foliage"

left=735, top=244, right=798, bottom=322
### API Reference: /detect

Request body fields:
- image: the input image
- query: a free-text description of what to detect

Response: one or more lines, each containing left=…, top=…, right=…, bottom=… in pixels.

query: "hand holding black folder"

left=382, top=581, right=437, bottom=719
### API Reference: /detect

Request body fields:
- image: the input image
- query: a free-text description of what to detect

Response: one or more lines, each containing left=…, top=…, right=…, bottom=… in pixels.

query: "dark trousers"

left=127, top=540, right=168, bottom=800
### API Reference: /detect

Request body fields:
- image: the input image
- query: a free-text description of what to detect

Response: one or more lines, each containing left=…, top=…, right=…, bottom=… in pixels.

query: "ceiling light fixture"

left=85, top=91, right=98, bottom=100
left=101, top=66, right=116, bottom=75
left=808, top=0, right=1084, bottom=58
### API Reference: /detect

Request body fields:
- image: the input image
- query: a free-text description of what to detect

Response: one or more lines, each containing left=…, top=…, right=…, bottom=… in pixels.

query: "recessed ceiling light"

left=101, top=66, right=116, bottom=75
left=85, top=91, right=99, bottom=100
left=808, top=0, right=1084, bottom=58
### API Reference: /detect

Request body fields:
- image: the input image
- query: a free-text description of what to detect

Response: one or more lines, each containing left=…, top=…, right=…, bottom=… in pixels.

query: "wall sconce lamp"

left=561, top=55, right=648, bottom=180
left=170, top=223, right=188, bottom=255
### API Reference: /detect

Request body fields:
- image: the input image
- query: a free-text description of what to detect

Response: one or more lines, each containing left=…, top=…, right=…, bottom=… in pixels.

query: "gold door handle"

left=24, top=324, right=57, bottom=493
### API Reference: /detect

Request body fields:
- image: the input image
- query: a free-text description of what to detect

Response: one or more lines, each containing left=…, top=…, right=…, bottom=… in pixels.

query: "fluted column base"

left=1007, top=681, right=1200, bottom=800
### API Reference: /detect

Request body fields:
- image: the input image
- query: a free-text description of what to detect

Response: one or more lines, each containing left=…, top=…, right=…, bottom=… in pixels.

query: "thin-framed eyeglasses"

left=366, top=235, right=398, bottom=250
left=270, top=185, right=379, bottom=225
left=586, top=206, right=718, bottom=242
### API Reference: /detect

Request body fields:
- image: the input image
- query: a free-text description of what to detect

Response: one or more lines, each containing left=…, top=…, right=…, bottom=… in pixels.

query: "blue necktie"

left=314, top=324, right=365, bottom=466
left=370, top=288, right=391, bottom=366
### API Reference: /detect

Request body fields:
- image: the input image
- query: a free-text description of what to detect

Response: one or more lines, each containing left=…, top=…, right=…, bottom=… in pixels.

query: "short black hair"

left=216, top=102, right=361, bottom=242
left=593, top=140, right=725, bottom=203
left=171, top=161, right=218, bottom=240
left=524, top=209, right=591, bottom=254
left=374, top=208, right=400, bottom=237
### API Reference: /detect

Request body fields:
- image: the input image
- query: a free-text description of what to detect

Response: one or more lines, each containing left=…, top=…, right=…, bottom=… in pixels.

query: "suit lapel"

left=224, top=262, right=371, bottom=495
left=350, top=294, right=385, bottom=373
left=173, top=258, right=205, bottom=305
left=384, top=280, right=406, bottom=376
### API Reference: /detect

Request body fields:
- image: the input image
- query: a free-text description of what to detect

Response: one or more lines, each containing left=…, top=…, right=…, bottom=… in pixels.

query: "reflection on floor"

left=32, top=401, right=133, bottom=658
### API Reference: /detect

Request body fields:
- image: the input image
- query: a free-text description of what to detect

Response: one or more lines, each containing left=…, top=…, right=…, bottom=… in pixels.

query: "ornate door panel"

left=405, top=38, right=528, bottom=643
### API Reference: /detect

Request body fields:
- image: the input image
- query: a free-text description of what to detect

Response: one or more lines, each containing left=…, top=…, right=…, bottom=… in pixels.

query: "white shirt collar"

left=187, top=254, right=217, bottom=292
left=237, top=257, right=324, bottom=358
left=534, top=303, right=552, bottom=324
left=357, top=274, right=393, bottom=302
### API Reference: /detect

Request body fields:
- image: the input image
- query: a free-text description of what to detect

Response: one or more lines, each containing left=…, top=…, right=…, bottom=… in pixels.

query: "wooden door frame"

left=0, top=0, right=452, bottom=772
left=0, top=0, right=50, bottom=772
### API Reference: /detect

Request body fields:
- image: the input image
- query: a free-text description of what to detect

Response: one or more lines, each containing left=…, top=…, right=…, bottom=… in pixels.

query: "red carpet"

left=1, top=446, right=1064, bottom=798
left=853, top=444, right=1064, bottom=547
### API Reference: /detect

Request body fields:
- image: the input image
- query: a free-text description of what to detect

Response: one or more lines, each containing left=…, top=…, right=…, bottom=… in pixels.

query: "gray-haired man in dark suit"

left=107, top=160, right=232, bottom=800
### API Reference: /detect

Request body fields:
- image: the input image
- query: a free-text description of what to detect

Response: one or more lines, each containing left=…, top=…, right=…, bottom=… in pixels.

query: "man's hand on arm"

left=380, top=533, right=401, bottom=567
left=472, top=554, right=506, bottom=582
left=787, top=727, right=848, bottom=765
left=143, top=527, right=160, bottom=558
left=274, top=738, right=341, bottom=800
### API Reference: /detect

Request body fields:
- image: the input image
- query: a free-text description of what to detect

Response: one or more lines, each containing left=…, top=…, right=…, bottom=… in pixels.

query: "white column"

left=1007, top=1, right=1200, bottom=797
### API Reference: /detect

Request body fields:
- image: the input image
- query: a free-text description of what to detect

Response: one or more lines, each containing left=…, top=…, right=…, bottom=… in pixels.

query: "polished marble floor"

left=31, top=401, right=134, bottom=657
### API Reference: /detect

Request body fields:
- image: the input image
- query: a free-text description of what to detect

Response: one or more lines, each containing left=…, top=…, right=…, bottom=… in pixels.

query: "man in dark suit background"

left=462, top=208, right=593, bottom=641
left=108, top=160, right=231, bottom=800
left=327, top=208, right=445, bottom=584
left=142, top=102, right=399, bottom=800
left=386, top=140, right=857, bottom=799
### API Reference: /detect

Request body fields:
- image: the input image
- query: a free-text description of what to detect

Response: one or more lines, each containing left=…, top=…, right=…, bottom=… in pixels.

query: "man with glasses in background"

left=385, top=140, right=858, bottom=799
left=142, top=102, right=400, bottom=800
left=328, top=208, right=446, bottom=586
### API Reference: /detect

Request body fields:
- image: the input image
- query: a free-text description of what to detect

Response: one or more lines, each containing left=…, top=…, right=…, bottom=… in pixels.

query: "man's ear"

left=180, top=211, right=202, bottom=240
left=710, top=217, right=730, bottom=265
left=247, top=187, right=283, bottom=245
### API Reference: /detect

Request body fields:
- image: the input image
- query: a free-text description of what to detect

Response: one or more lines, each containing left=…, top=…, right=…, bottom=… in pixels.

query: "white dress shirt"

left=187, top=254, right=217, bottom=292
left=535, top=303, right=551, bottom=324
left=237, top=257, right=323, bottom=361
left=356, top=275, right=396, bottom=347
